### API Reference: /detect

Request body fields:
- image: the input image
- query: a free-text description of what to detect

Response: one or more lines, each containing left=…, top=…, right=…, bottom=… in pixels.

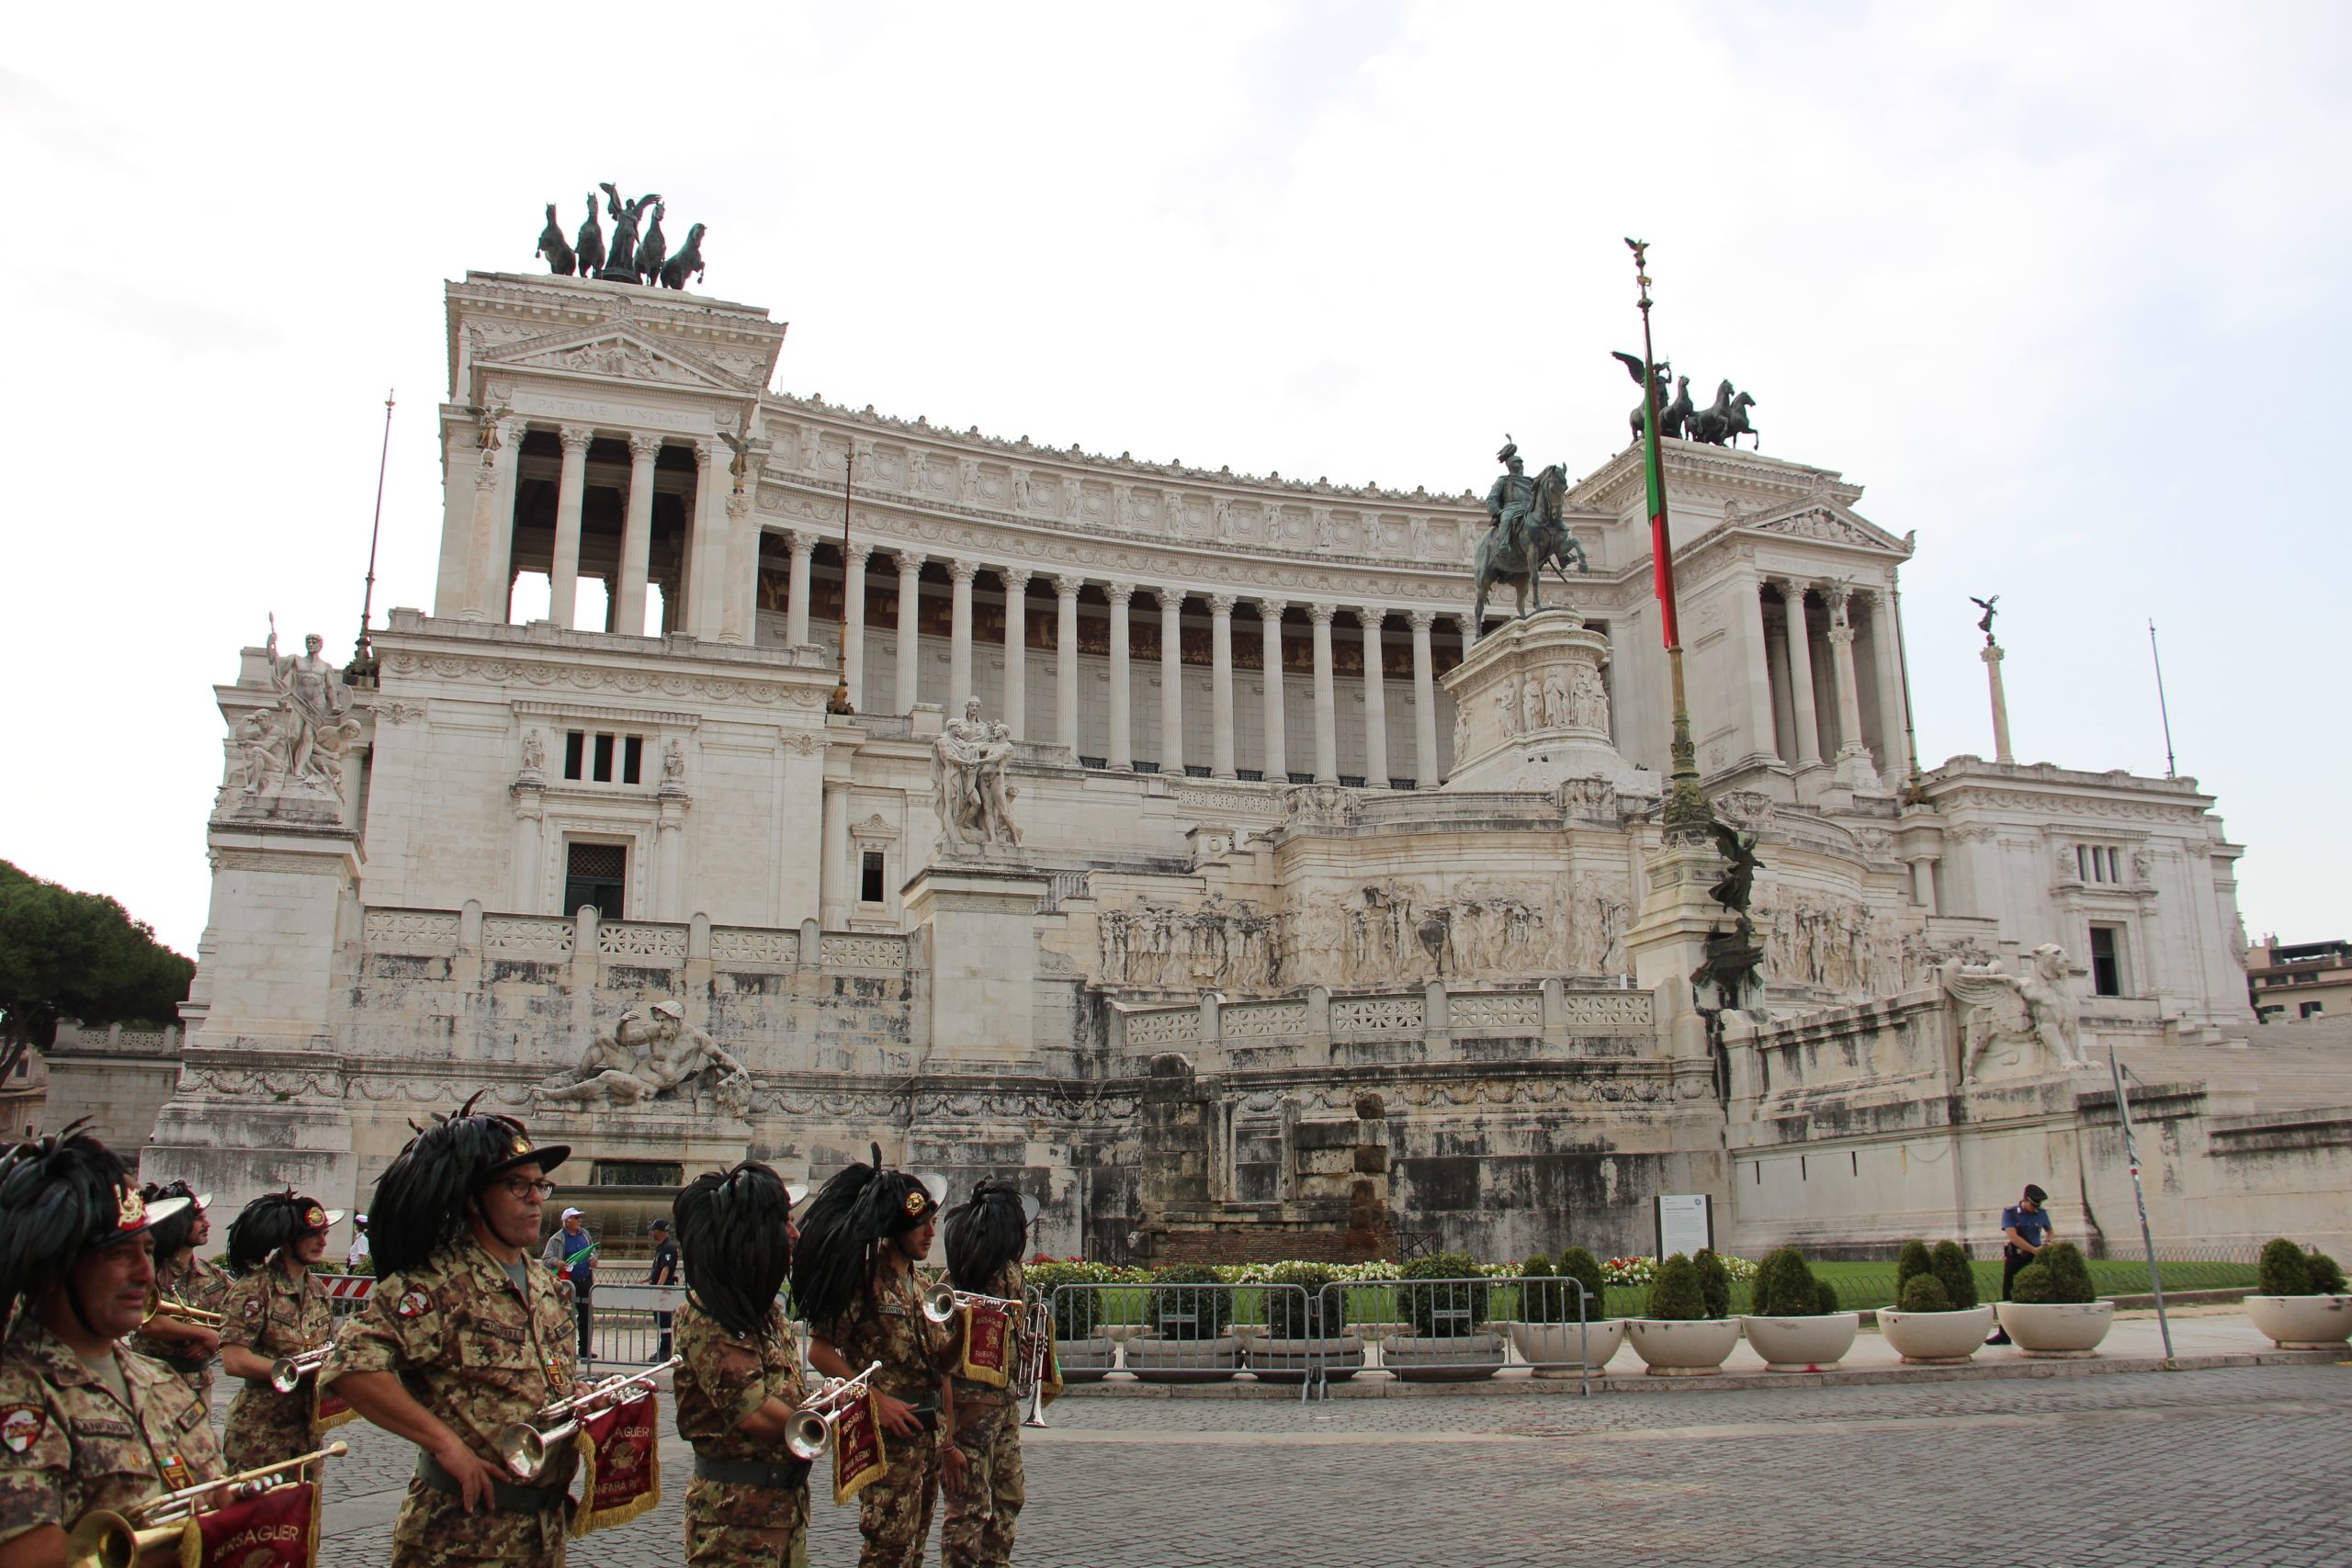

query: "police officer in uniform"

left=670, top=1161, right=808, bottom=1568
left=322, top=1098, right=578, bottom=1568
left=217, top=1190, right=342, bottom=1470
left=939, top=1180, right=1031, bottom=1568
left=794, top=1146, right=960, bottom=1568
left=0, top=1123, right=225, bottom=1565
left=126, top=1181, right=228, bottom=1406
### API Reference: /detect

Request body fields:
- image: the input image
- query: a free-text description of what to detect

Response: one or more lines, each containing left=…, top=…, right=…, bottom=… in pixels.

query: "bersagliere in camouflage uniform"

left=218, top=1190, right=341, bottom=1470
left=126, top=1180, right=230, bottom=1404
left=671, top=1162, right=810, bottom=1568
left=0, top=1126, right=228, bottom=1558
left=939, top=1181, right=1032, bottom=1568
left=322, top=1100, right=581, bottom=1568
left=797, top=1146, right=959, bottom=1568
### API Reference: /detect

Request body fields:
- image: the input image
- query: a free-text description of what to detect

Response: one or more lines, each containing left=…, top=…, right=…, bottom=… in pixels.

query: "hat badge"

left=903, top=1190, right=927, bottom=1217
left=302, top=1204, right=329, bottom=1232
left=116, top=1185, right=145, bottom=1231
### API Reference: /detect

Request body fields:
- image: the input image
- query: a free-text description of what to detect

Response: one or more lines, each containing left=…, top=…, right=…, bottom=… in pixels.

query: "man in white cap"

left=346, top=1212, right=371, bottom=1271
left=542, top=1206, right=596, bottom=1364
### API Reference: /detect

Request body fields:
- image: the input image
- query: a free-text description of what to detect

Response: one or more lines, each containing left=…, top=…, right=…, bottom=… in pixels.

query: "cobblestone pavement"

left=292, top=1363, right=2352, bottom=1566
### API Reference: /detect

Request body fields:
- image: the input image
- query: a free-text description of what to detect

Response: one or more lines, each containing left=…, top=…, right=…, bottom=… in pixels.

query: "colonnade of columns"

left=1754, top=577, right=1908, bottom=786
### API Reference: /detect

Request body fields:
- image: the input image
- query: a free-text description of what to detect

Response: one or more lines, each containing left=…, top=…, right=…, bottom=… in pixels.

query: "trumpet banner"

left=569, top=1389, right=662, bottom=1538
left=310, top=1375, right=355, bottom=1435
left=830, top=1385, right=887, bottom=1506
left=958, top=1303, right=1013, bottom=1389
left=180, top=1479, right=321, bottom=1568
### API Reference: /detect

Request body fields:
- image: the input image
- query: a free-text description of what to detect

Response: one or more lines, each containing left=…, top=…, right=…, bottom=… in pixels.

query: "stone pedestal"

left=904, top=862, right=1052, bottom=1065
left=524, top=1105, right=752, bottom=1181
left=1437, top=608, right=1642, bottom=791
left=1625, top=838, right=1724, bottom=1065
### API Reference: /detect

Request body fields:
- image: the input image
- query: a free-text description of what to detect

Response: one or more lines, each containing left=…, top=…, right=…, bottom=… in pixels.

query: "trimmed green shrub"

left=1930, top=1240, right=1980, bottom=1311
left=1750, top=1247, right=1821, bottom=1317
left=2009, top=1262, right=2056, bottom=1303
left=2309, top=1251, right=2347, bottom=1294
left=1555, top=1247, right=1605, bottom=1318
left=1646, top=1254, right=1706, bottom=1320
left=1400, top=1252, right=1489, bottom=1337
left=2258, top=1237, right=2314, bottom=1296
left=1897, top=1274, right=1951, bottom=1314
left=2012, top=1241, right=2094, bottom=1304
left=1814, top=1276, right=1841, bottom=1315
left=1691, top=1248, right=1732, bottom=1319
left=1517, top=1255, right=1567, bottom=1324
left=1147, top=1265, right=1233, bottom=1340
left=1261, top=1261, right=1341, bottom=1337
left=1894, top=1239, right=1933, bottom=1293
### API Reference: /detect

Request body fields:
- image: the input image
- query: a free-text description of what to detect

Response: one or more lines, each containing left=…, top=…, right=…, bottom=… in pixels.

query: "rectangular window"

left=2301, top=1000, right=2324, bottom=1020
left=622, top=735, right=643, bottom=785
left=860, top=851, right=886, bottom=904
left=2088, top=923, right=2123, bottom=998
left=564, top=731, right=585, bottom=781
left=564, top=841, right=627, bottom=919
left=592, top=733, right=616, bottom=783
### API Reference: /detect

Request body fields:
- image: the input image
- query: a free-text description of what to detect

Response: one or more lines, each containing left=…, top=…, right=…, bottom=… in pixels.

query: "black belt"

left=414, top=1451, right=567, bottom=1516
left=693, top=1453, right=811, bottom=1491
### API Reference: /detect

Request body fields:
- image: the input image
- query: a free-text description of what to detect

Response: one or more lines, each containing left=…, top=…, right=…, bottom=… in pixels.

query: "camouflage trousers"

left=940, top=1398, right=1023, bottom=1567
left=390, top=1478, right=567, bottom=1567
left=683, top=1475, right=808, bottom=1568
left=222, top=1382, right=312, bottom=1471
left=854, top=1419, right=941, bottom=1568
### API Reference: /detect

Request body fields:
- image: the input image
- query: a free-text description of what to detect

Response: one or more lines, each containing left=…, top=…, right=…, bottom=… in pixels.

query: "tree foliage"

left=0, top=862, right=193, bottom=1074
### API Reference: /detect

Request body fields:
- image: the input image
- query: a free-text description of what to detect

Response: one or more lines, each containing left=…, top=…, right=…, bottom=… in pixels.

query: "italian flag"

left=1643, top=370, right=1681, bottom=649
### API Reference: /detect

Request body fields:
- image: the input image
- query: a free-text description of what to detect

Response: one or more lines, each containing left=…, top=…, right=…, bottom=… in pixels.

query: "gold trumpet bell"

left=64, top=1511, right=186, bottom=1568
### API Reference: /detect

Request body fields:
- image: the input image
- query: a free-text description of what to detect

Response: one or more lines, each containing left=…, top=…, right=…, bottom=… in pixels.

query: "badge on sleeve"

left=243, top=1295, right=264, bottom=1319
left=396, top=1289, right=432, bottom=1320
left=0, top=1405, right=45, bottom=1454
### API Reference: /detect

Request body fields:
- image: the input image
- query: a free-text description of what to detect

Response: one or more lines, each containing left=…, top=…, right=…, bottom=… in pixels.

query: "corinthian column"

left=1158, top=588, right=1184, bottom=775
left=894, top=551, right=925, bottom=714
left=1001, top=569, right=1030, bottom=739
left=1777, top=580, right=1823, bottom=768
left=1826, top=585, right=1879, bottom=790
left=1259, top=600, right=1288, bottom=782
left=1408, top=609, right=1438, bottom=785
left=786, top=532, right=816, bottom=647
left=466, top=416, right=524, bottom=623
left=1308, top=602, right=1340, bottom=784
left=1106, top=583, right=1135, bottom=770
left=948, top=558, right=978, bottom=712
left=1055, top=576, right=1082, bottom=750
left=1867, top=588, right=1910, bottom=783
left=842, top=544, right=870, bottom=709
left=1359, top=608, right=1389, bottom=787
left=548, top=424, right=593, bottom=628
left=1208, top=594, right=1237, bottom=779
left=615, top=433, right=661, bottom=635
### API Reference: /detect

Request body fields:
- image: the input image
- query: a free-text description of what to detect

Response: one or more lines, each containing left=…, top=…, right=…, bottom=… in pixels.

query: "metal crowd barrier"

left=1044, top=1281, right=1317, bottom=1405
left=1308, top=1276, right=1595, bottom=1398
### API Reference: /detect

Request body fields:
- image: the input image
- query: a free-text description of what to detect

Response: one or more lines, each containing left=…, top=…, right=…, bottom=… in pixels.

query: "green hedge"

left=1399, top=1252, right=1489, bottom=1336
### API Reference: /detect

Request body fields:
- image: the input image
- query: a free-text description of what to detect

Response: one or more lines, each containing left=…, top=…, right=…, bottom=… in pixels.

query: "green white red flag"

left=1643, top=368, right=1681, bottom=649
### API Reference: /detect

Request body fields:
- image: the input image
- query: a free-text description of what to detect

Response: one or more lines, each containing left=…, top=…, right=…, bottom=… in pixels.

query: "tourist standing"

left=671, top=1162, right=809, bottom=1567
left=1984, top=1181, right=2057, bottom=1346
left=0, top=1125, right=226, bottom=1561
left=347, top=1213, right=372, bottom=1271
left=940, top=1180, right=1032, bottom=1568
left=796, top=1146, right=960, bottom=1568
left=218, top=1190, right=342, bottom=1469
left=647, top=1216, right=681, bottom=1361
left=127, top=1179, right=229, bottom=1405
left=322, top=1103, right=579, bottom=1567
left=545, top=1206, right=597, bottom=1364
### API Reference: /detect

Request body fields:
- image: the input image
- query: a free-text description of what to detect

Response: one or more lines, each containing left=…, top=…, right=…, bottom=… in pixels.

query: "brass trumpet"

left=921, top=1282, right=1024, bottom=1324
left=65, top=1440, right=348, bottom=1568
left=142, top=1295, right=226, bottom=1330
left=785, top=1360, right=882, bottom=1461
left=495, top=1355, right=681, bottom=1480
left=268, top=1347, right=333, bottom=1393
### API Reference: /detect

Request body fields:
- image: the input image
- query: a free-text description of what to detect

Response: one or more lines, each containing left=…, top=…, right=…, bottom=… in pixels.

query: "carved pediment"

left=474, top=321, right=752, bottom=393
left=1737, top=495, right=1907, bottom=553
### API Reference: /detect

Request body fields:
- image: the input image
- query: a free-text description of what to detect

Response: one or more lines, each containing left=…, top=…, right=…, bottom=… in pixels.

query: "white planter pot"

left=1995, top=1300, right=2114, bottom=1357
left=1625, top=1317, right=1740, bottom=1375
left=1878, top=1304, right=1996, bottom=1364
left=2245, top=1294, right=2352, bottom=1348
left=1505, top=1319, right=1627, bottom=1375
left=1739, top=1312, right=1860, bottom=1371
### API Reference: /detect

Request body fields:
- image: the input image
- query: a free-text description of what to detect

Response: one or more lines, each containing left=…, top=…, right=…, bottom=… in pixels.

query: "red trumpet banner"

left=830, top=1384, right=888, bottom=1506
left=569, top=1389, right=662, bottom=1537
left=311, top=1374, right=355, bottom=1435
left=958, top=1303, right=1013, bottom=1389
left=184, top=1479, right=321, bottom=1568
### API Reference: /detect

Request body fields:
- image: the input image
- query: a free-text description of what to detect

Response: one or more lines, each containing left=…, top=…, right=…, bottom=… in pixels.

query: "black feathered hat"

left=142, top=1179, right=205, bottom=1259
left=225, top=1190, right=344, bottom=1273
left=673, top=1161, right=792, bottom=1339
left=0, top=1121, right=187, bottom=1336
left=789, top=1144, right=938, bottom=1325
left=944, top=1179, right=1028, bottom=1293
left=366, top=1094, right=570, bottom=1277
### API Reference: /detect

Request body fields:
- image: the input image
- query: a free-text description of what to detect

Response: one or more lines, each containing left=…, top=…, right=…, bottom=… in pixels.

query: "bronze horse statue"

left=1472, top=462, right=1589, bottom=626
left=660, top=222, right=707, bottom=290
left=536, top=203, right=576, bottom=275
left=636, top=203, right=669, bottom=287
left=572, top=193, right=606, bottom=279
left=1688, top=380, right=1759, bottom=447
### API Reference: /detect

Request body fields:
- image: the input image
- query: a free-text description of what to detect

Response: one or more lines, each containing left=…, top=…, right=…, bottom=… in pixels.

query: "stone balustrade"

left=1110, top=979, right=1655, bottom=1066
left=360, top=904, right=908, bottom=978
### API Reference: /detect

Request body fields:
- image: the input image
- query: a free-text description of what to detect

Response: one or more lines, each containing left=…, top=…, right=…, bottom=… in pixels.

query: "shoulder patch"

left=242, top=1295, right=264, bottom=1319
left=0, top=1404, right=45, bottom=1454
left=395, top=1288, right=432, bottom=1320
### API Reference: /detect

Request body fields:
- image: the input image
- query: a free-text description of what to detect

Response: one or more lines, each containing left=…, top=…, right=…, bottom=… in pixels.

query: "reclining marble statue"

left=932, top=697, right=1023, bottom=854
left=537, top=998, right=753, bottom=1116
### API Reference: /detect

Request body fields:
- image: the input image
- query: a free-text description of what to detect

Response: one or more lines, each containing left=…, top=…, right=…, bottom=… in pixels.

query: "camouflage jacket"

left=948, top=1260, right=1027, bottom=1404
left=813, top=1266, right=956, bottom=1404
left=220, top=1263, right=334, bottom=1370
left=673, top=1298, right=806, bottom=1461
left=0, top=1316, right=223, bottom=1548
left=322, top=1236, right=578, bottom=1468
left=128, top=1254, right=232, bottom=1368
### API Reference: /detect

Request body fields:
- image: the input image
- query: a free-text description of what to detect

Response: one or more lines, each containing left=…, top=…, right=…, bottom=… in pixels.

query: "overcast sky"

left=6, top=3, right=2346, bottom=956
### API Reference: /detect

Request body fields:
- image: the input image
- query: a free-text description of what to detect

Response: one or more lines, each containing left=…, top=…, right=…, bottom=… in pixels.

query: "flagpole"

left=1627, top=240, right=1712, bottom=840
left=2148, top=619, right=2176, bottom=780
left=828, top=449, right=856, bottom=715
left=346, top=389, right=395, bottom=686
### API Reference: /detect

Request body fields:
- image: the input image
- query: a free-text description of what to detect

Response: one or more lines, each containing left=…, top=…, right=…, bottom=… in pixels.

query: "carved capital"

left=790, top=532, right=819, bottom=561
left=1259, top=598, right=1289, bottom=622
left=1307, top=602, right=1338, bottom=626
left=726, top=490, right=752, bottom=519
left=1358, top=604, right=1386, bottom=630
left=628, top=432, right=662, bottom=464
left=497, top=417, right=527, bottom=449
left=1406, top=608, right=1437, bottom=634
left=1157, top=586, right=1185, bottom=615
left=949, top=558, right=979, bottom=586
left=845, top=542, right=873, bottom=569
left=473, top=460, right=501, bottom=491
left=895, top=550, right=927, bottom=577
left=693, top=437, right=718, bottom=469
left=1001, top=567, right=1033, bottom=596
left=1054, top=573, right=1086, bottom=600
left=1207, top=592, right=1238, bottom=616
left=558, top=423, right=595, bottom=454
left=1103, top=581, right=1136, bottom=609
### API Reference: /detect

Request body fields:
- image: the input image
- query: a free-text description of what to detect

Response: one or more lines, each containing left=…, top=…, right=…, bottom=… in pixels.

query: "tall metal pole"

left=347, top=389, right=395, bottom=684
left=1626, top=240, right=1709, bottom=840
left=827, top=449, right=856, bottom=715
left=2108, top=1046, right=2176, bottom=1366
left=2148, top=619, right=2177, bottom=780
